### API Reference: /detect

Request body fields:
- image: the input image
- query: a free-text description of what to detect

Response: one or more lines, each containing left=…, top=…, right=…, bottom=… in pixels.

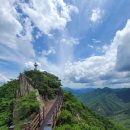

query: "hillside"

left=55, top=91, right=126, bottom=130
left=77, top=87, right=130, bottom=130
left=0, top=71, right=126, bottom=130
left=0, top=70, right=62, bottom=130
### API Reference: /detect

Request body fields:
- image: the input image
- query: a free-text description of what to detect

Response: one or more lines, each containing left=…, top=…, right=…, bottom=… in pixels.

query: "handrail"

left=18, top=74, right=63, bottom=130
left=39, top=96, right=63, bottom=130
left=24, top=96, right=63, bottom=130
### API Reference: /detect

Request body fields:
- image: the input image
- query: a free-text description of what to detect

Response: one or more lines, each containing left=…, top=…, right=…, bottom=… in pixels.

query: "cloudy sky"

left=0, top=0, right=130, bottom=88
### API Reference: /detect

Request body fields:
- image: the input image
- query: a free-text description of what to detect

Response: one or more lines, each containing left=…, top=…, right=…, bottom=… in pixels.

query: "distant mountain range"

left=77, top=87, right=130, bottom=130
left=63, top=87, right=95, bottom=95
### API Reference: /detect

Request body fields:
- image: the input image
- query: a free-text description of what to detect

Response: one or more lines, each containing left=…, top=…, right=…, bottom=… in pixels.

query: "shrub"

left=16, top=91, right=39, bottom=120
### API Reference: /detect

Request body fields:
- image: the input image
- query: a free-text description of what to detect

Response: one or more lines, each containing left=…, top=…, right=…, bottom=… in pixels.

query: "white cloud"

left=0, top=0, right=36, bottom=83
left=115, top=19, right=130, bottom=71
left=59, top=0, right=108, bottom=37
left=0, top=0, right=22, bottom=48
left=0, top=0, right=78, bottom=83
left=64, top=55, right=112, bottom=84
left=88, top=44, right=94, bottom=49
left=0, top=0, right=35, bottom=64
left=64, top=19, right=130, bottom=88
left=1, top=0, right=130, bottom=89
left=102, top=44, right=109, bottom=53
left=60, top=37, right=79, bottom=46
left=19, top=0, right=78, bottom=35
left=16, top=18, right=35, bottom=58
left=42, top=47, right=56, bottom=56
left=25, top=61, right=35, bottom=70
left=35, top=31, right=42, bottom=39
left=92, top=38, right=101, bottom=44
left=90, top=8, right=103, bottom=23
left=0, top=73, right=10, bottom=83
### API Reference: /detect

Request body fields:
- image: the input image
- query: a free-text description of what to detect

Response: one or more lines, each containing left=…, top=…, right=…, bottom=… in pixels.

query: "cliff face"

left=16, top=74, right=34, bottom=98
left=13, top=73, right=44, bottom=119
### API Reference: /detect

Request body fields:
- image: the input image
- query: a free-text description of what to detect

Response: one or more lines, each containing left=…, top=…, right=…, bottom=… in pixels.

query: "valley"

left=76, top=87, right=130, bottom=130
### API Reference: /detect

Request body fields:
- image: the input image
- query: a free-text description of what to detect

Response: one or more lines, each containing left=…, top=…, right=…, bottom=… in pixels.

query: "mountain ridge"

left=63, top=87, right=95, bottom=95
left=77, top=87, right=130, bottom=130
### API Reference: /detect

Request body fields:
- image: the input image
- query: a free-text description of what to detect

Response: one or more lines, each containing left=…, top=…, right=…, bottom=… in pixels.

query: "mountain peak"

left=96, top=87, right=112, bottom=94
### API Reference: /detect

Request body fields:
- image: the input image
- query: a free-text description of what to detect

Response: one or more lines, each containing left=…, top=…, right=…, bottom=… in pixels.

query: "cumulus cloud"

left=1, top=0, right=130, bottom=89
left=64, top=19, right=130, bottom=88
left=0, top=0, right=22, bottom=48
left=0, top=0, right=35, bottom=64
left=90, top=8, right=103, bottom=23
left=19, top=0, right=78, bottom=35
left=64, top=56, right=112, bottom=84
left=115, top=20, right=130, bottom=71
left=0, top=0, right=78, bottom=83
left=0, top=0, right=77, bottom=64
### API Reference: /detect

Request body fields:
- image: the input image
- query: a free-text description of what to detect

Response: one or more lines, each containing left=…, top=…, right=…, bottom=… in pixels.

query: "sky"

left=0, top=0, right=130, bottom=88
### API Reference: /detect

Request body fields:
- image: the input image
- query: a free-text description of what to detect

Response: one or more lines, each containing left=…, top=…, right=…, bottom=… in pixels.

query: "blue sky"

left=0, top=0, right=130, bottom=88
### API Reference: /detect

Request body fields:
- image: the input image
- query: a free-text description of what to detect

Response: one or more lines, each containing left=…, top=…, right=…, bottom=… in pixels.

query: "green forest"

left=0, top=70, right=62, bottom=130
left=55, top=91, right=126, bottom=130
left=0, top=71, right=127, bottom=130
left=77, top=87, right=130, bottom=130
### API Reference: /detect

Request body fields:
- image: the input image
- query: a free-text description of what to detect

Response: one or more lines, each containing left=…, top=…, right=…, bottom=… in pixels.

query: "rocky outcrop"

left=16, top=74, right=34, bottom=98
left=13, top=73, right=44, bottom=119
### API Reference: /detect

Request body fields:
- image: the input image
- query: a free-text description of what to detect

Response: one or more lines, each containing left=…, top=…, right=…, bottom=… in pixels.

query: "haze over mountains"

left=76, top=87, right=130, bottom=130
left=63, top=87, right=95, bottom=95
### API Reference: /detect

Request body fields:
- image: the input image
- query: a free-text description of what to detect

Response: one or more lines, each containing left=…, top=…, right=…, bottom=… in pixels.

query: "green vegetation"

left=14, top=91, right=40, bottom=130
left=77, top=87, right=130, bottom=130
left=0, top=79, right=39, bottom=129
left=0, top=80, right=19, bottom=129
left=0, top=70, right=62, bottom=129
left=0, top=71, right=127, bottom=130
left=24, top=70, right=62, bottom=99
left=109, top=110, right=130, bottom=130
left=16, top=91, right=39, bottom=120
left=55, top=91, right=126, bottom=130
